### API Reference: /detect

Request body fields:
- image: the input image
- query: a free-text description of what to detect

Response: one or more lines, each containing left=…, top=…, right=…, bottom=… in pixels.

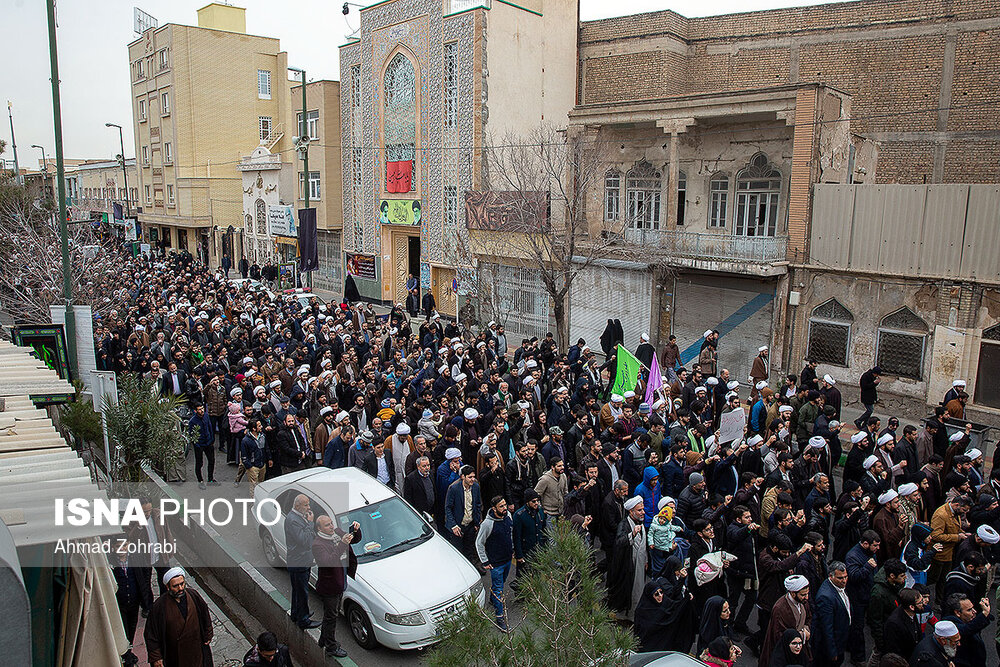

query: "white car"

left=253, top=467, right=486, bottom=650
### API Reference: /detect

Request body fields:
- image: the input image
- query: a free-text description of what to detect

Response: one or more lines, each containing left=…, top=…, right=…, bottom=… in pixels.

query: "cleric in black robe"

left=632, top=558, right=695, bottom=652
left=606, top=497, right=647, bottom=618
left=343, top=274, right=361, bottom=304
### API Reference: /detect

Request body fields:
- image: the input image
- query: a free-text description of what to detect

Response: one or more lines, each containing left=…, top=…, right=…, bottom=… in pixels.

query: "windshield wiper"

left=382, top=535, right=428, bottom=552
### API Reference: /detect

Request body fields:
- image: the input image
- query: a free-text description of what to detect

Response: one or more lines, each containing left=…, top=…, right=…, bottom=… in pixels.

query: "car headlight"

left=469, top=581, right=484, bottom=600
left=385, top=611, right=426, bottom=626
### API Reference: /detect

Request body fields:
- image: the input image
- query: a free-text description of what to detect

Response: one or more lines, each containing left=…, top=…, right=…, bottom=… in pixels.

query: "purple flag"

left=645, top=352, right=664, bottom=406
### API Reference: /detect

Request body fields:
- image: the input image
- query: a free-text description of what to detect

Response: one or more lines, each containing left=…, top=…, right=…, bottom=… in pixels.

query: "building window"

left=245, top=213, right=253, bottom=232
left=296, top=110, right=319, bottom=140
left=444, top=42, right=458, bottom=129
left=807, top=298, right=853, bottom=367
left=351, top=65, right=361, bottom=108
left=178, top=229, right=188, bottom=251
left=299, top=171, right=321, bottom=200
left=877, top=307, right=928, bottom=380
left=138, top=99, right=146, bottom=121
left=158, top=49, right=169, bottom=70
left=676, top=170, right=687, bottom=225
left=445, top=185, right=458, bottom=227
left=255, top=199, right=267, bottom=235
left=736, top=153, right=781, bottom=237
left=604, top=169, right=621, bottom=222
left=163, top=142, right=172, bottom=164
left=161, top=91, right=170, bottom=115
left=625, top=161, right=661, bottom=229
left=141, top=146, right=149, bottom=166
left=259, top=116, right=273, bottom=142
left=258, top=70, right=271, bottom=99
left=131, top=187, right=138, bottom=203
left=384, top=53, right=416, bottom=192
left=144, top=185, right=151, bottom=203
left=166, top=184, right=175, bottom=205
left=975, top=324, right=1000, bottom=408
left=352, top=148, right=363, bottom=188
left=134, top=59, right=145, bottom=80
left=709, top=173, right=729, bottom=228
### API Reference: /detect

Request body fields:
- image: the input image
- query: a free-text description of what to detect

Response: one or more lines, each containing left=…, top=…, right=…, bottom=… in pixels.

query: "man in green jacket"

left=796, top=390, right=822, bottom=449
left=866, top=559, right=906, bottom=664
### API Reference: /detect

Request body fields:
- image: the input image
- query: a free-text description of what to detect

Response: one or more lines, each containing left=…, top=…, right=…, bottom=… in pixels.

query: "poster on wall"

left=268, top=204, right=297, bottom=237
left=13, top=324, right=71, bottom=381
left=378, top=199, right=421, bottom=226
left=464, top=191, right=549, bottom=231
left=345, top=252, right=377, bottom=281
left=278, top=262, right=297, bottom=290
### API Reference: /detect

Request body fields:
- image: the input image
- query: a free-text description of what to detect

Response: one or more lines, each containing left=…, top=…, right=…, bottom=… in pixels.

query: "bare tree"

left=459, top=126, right=622, bottom=350
left=0, top=179, right=130, bottom=325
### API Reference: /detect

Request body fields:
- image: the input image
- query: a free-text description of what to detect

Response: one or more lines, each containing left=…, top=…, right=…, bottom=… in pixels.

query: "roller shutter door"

left=672, top=275, right=775, bottom=383
left=570, top=264, right=652, bottom=354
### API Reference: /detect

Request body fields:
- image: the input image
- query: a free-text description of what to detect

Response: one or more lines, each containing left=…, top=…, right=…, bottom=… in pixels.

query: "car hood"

left=354, top=535, right=480, bottom=614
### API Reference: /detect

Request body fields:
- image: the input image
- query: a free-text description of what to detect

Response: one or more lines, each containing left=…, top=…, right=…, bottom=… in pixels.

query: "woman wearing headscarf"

left=700, top=637, right=740, bottom=667
left=769, top=628, right=807, bottom=667
left=697, top=596, right=733, bottom=654
left=632, top=557, right=695, bottom=653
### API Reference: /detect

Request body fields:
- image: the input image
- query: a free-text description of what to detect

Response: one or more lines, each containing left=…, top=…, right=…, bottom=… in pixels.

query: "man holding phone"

left=313, top=516, right=362, bottom=659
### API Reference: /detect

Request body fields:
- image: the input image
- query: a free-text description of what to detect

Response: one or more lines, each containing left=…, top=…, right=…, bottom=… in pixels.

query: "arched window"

left=975, top=324, right=1000, bottom=408
left=736, top=153, right=781, bottom=237
left=384, top=52, right=416, bottom=193
left=877, top=307, right=928, bottom=379
left=808, top=299, right=854, bottom=367
left=604, top=169, right=621, bottom=222
left=626, top=161, right=661, bottom=230
left=255, top=199, right=267, bottom=235
left=245, top=213, right=253, bottom=233
left=709, top=173, right=729, bottom=228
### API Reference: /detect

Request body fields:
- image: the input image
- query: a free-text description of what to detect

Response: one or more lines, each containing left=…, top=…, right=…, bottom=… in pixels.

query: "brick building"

left=574, top=0, right=1000, bottom=415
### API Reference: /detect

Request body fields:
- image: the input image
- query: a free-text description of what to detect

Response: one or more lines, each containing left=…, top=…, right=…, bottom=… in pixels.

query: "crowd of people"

left=96, top=251, right=998, bottom=666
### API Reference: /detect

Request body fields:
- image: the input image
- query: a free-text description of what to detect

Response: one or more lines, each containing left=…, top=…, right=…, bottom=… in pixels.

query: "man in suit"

left=284, top=494, right=322, bottom=629
left=402, top=456, right=435, bottom=516
left=813, top=562, right=852, bottom=667
left=445, top=465, right=482, bottom=564
left=161, top=360, right=187, bottom=399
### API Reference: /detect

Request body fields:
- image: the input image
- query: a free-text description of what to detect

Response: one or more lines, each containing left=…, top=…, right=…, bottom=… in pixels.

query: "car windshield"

left=337, top=496, right=433, bottom=562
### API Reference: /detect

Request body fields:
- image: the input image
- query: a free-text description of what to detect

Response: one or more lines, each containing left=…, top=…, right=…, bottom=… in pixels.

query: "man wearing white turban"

left=607, top=497, right=647, bottom=621
left=760, top=574, right=812, bottom=666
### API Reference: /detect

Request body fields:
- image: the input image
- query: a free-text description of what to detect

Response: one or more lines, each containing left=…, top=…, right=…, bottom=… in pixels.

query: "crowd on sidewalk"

left=94, top=251, right=997, bottom=666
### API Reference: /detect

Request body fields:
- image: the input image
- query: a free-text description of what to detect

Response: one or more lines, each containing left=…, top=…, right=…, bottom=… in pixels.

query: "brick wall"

left=579, top=0, right=1000, bottom=183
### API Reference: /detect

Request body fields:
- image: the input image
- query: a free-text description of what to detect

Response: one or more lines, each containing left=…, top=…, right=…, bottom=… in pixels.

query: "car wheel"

left=261, top=530, right=282, bottom=568
left=346, top=602, right=378, bottom=650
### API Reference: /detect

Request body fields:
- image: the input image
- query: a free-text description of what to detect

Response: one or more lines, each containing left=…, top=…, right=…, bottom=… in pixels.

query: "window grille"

left=807, top=299, right=853, bottom=366
left=877, top=307, right=927, bottom=379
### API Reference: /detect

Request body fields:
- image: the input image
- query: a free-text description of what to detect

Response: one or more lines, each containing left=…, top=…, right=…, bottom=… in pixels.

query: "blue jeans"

left=489, top=560, right=512, bottom=622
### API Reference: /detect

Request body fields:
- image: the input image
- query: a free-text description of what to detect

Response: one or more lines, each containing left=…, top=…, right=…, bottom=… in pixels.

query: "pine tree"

left=428, top=520, right=635, bottom=667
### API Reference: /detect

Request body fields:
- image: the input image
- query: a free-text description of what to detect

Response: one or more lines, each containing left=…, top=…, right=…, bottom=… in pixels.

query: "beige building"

left=128, top=3, right=295, bottom=265
left=65, top=158, right=139, bottom=222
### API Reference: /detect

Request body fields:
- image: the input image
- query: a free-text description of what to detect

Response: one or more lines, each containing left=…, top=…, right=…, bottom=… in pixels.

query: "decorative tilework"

left=339, top=0, right=480, bottom=267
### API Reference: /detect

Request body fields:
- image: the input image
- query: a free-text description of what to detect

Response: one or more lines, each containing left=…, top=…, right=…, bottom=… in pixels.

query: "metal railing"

left=621, top=227, right=787, bottom=262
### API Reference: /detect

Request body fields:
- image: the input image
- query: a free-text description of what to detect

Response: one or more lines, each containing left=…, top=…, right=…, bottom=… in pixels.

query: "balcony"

left=620, top=227, right=788, bottom=273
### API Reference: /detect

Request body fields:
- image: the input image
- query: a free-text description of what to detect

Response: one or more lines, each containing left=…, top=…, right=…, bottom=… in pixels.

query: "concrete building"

left=237, top=80, right=344, bottom=288
left=339, top=0, right=577, bottom=324
left=64, top=158, right=139, bottom=224
left=569, top=0, right=1000, bottom=414
left=128, top=3, right=295, bottom=265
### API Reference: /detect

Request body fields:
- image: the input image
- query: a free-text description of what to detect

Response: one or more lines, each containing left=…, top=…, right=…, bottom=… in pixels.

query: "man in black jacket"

left=276, top=413, right=310, bottom=472
left=856, top=366, right=881, bottom=429
left=598, top=480, right=628, bottom=564
left=725, top=505, right=760, bottom=634
left=883, top=588, right=923, bottom=661
left=402, top=456, right=436, bottom=516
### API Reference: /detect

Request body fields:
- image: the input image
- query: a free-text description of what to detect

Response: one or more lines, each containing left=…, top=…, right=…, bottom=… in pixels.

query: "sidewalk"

left=126, top=574, right=249, bottom=665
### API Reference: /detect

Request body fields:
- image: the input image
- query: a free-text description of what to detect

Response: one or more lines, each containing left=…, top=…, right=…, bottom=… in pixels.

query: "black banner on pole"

left=297, top=208, right=318, bottom=272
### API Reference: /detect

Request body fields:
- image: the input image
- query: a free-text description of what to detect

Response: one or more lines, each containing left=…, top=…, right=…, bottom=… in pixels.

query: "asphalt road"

left=174, top=449, right=1000, bottom=667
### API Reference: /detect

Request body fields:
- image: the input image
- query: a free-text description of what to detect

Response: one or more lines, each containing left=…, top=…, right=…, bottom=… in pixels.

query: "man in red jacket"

left=312, top=516, right=362, bottom=659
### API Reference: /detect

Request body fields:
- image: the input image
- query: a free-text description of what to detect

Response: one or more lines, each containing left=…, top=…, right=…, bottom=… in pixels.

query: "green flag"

left=611, top=344, right=642, bottom=397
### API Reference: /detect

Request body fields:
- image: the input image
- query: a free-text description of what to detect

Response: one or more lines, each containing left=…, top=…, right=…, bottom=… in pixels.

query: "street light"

left=30, top=144, right=47, bottom=173
left=105, top=123, right=131, bottom=217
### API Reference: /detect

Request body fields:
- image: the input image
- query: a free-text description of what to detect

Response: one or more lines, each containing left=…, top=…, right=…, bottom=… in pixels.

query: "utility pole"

left=105, top=123, right=131, bottom=217
left=31, top=144, right=48, bottom=173
left=289, top=67, right=312, bottom=288
left=47, top=0, right=76, bottom=371
left=7, top=101, right=21, bottom=183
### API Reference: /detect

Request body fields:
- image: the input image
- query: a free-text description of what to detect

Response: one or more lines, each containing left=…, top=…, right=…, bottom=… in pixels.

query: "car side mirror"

left=422, top=511, right=434, bottom=525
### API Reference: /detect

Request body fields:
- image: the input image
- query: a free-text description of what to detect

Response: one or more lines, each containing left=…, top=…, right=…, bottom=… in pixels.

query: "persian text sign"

left=268, top=204, right=297, bottom=237
left=465, top=191, right=549, bottom=231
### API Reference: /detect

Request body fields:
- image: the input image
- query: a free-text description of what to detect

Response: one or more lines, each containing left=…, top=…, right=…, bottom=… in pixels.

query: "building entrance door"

left=975, top=325, right=1000, bottom=409
left=434, top=267, right=457, bottom=317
